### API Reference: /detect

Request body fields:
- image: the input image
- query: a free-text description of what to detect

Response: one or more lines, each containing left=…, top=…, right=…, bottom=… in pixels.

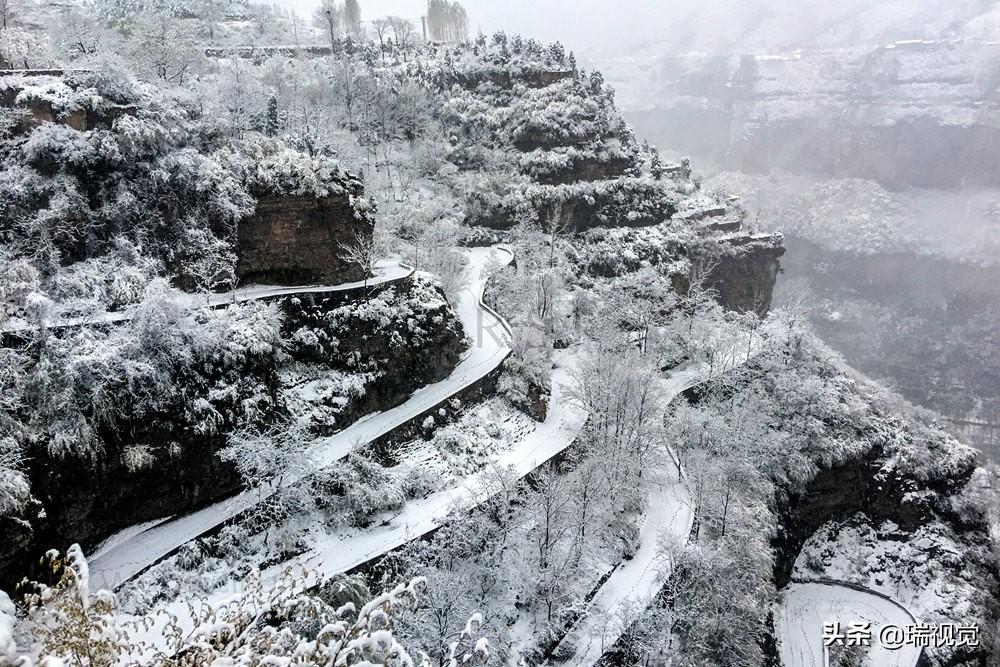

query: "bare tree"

left=339, top=228, right=379, bottom=289
left=313, top=0, right=342, bottom=50
left=372, top=17, right=391, bottom=66
left=387, top=16, right=416, bottom=58
left=0, top=0, right=17, bottom=30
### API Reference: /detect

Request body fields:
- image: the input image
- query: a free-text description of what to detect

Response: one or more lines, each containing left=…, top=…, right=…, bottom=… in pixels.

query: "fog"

left=272, top=0, right=1000, bottom=454
left=277, top=0, right=1000, bottom=54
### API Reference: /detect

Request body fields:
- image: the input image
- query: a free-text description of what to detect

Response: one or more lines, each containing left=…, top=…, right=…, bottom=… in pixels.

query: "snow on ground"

left=553, top=466, right=691, bottom=666
left=116, top=347, right=587, bottom=663
left=266, top=348, right=586, bottom=582
left=776, top=582, right=921, bottom=667
left=549, top=364, right=705, bottom=667
left=0, top=590, right=15, bottom=661
left=790, top=515, right=978, bottom=665
left=87, top=249, right=510, bottom=590
left=280, top=362, right=376, bottom=430
left=2, top=260, right=412, bottom=333
left=393, top=397, right=535, bottom=481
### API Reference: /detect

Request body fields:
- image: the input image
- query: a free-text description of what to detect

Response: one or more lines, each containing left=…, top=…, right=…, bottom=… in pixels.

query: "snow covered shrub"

left=0, top=251, right=41, bottom=322
left=10, top=283, right=284, bottom=461
left=0, top=438, right=29, bottom=516
left=11, top=545, right=484, bottom=667
left=174, top=541, right=205, bottom=572
left=120, top=444, right=156, bottom=473
left=401, top=465, right=438, bottom=500
left=497, top=327, right=551, bottom=418
left=19, top=545, right=122, bottom=667
left=317, top=453, right=407, bottom=527
left=0, top=28, right=56, bottom=70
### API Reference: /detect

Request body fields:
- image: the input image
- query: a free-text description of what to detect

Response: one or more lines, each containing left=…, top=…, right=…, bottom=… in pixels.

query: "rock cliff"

left=237, top=187, right=374, bottom=286
left=0, top=275, right=465, bottom=589
left=614, top=40, right=1000, bottom=189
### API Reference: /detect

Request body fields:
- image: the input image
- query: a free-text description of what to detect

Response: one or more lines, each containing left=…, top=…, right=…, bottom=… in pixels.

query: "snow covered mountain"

left=0, top=4, right=998, bottom=667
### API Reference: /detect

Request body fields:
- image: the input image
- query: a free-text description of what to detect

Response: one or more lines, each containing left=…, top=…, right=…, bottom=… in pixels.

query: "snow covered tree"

left=344, top=0, right=362, bottom=38
left=220, top=418, right=316, bottom=539
left=340, top=228, right=380, bottom=290
left=569, top=347, right=668, bottom=500
left=11, top=546, right=476, bottom=667
left=130, top=10, right=202, bottom=83
left=387, top=16, right=417, bottom=57
left=19, top=545, right=122, bottom=666
left=315, top=0, right=343, bottom=49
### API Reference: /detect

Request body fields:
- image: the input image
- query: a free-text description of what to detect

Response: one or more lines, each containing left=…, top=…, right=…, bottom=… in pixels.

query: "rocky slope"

left=427, top=36, right=785, bottom=315
left=0, top=73, right=463, bottom=587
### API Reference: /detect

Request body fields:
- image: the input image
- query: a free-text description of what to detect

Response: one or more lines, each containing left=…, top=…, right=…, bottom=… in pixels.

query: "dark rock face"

left=451, top=68, right=574, bottom=91
left=468, top=178, right=679, bottom=233
left=237, top=191, right=374, bottom=286
left=672, top=236, right=785, bottom=315
left=770, top=447, right=930, bottom=590
left=26, top=432, right=243, bottom=576
left=0, top=511, right=37, bottom=585
left=769, top=444, right=998, bottom=667
left=0, top=278, right=465, bottom=588
left=280, top=279, right=467, bottom=435
left=527, top=153, right=632, bottom=185
left=707, top=239, right=785, bottom=315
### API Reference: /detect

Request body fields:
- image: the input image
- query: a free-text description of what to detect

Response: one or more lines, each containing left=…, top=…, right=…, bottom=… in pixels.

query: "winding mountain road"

left=263, top=348, right=588, bottom=583
left=548, top=362, right=715, bottom=667
left=87, top=248, right=512, bottom=590
left=2, top=260, right=413, bottom=334
left=776, top=581, right=922, bottom=667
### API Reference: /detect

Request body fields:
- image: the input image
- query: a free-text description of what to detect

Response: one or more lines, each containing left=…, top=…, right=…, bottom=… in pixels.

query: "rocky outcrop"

left=769, top=441, right=998, bottom=667
left=279, top=277, right=467, bottom=434
left=25, top=431, right=244, bottom=583
left=237, top=188, right=374, bottom=286
left=670, top=234, right=785, bottom=315
left=467, top=177, right=680, bottom=232
left=0, top=72, right=137, bottom=134
left=771, top=446, right=931, bottom=590
left=706, top=236, right=785, bottom=315
left=451, top=68, right=574, bottom=91
left=524, top=152, right=633, bottom=185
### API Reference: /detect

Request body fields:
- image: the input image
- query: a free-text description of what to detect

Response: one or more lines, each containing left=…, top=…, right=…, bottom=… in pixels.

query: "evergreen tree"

left=264, top=94, right=280, bottom=137
left=344, top=0, right=361, bottom=37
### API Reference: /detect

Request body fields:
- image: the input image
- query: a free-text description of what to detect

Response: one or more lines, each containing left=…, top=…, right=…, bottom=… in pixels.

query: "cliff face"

left=431, top=47, right=785, bottom=316
left=771, top=445, right=999, bottom=667
left=615, top=40, right=1000, bottom=189
left=0, top=276, right=465, bottom=588
left=708, top=238, right=785, bottom=315
left=771, top=446, right=937, bottom=589
left=237, top=188, right=374, bottom=286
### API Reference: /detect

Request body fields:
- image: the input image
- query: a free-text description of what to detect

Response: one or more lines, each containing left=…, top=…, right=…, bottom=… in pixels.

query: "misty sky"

left=271, top=0, right=1000, bottom=56
left=273, top=0, right=663, bottom=51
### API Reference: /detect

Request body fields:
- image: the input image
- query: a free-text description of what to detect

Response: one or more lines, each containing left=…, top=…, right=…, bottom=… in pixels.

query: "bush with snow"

left=8, top=545, right=488, bottom=667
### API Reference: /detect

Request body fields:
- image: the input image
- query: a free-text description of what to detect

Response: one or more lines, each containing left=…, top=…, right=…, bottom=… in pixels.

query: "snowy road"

left=776, top=582, right=921, bottom=667
left=265, top=348, right=588, bottom=581
left=87, top=248, right=511, bottom=590
left=2, top=260, right=412, bottom=334
left=550, top=365, right=704, bottom=667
